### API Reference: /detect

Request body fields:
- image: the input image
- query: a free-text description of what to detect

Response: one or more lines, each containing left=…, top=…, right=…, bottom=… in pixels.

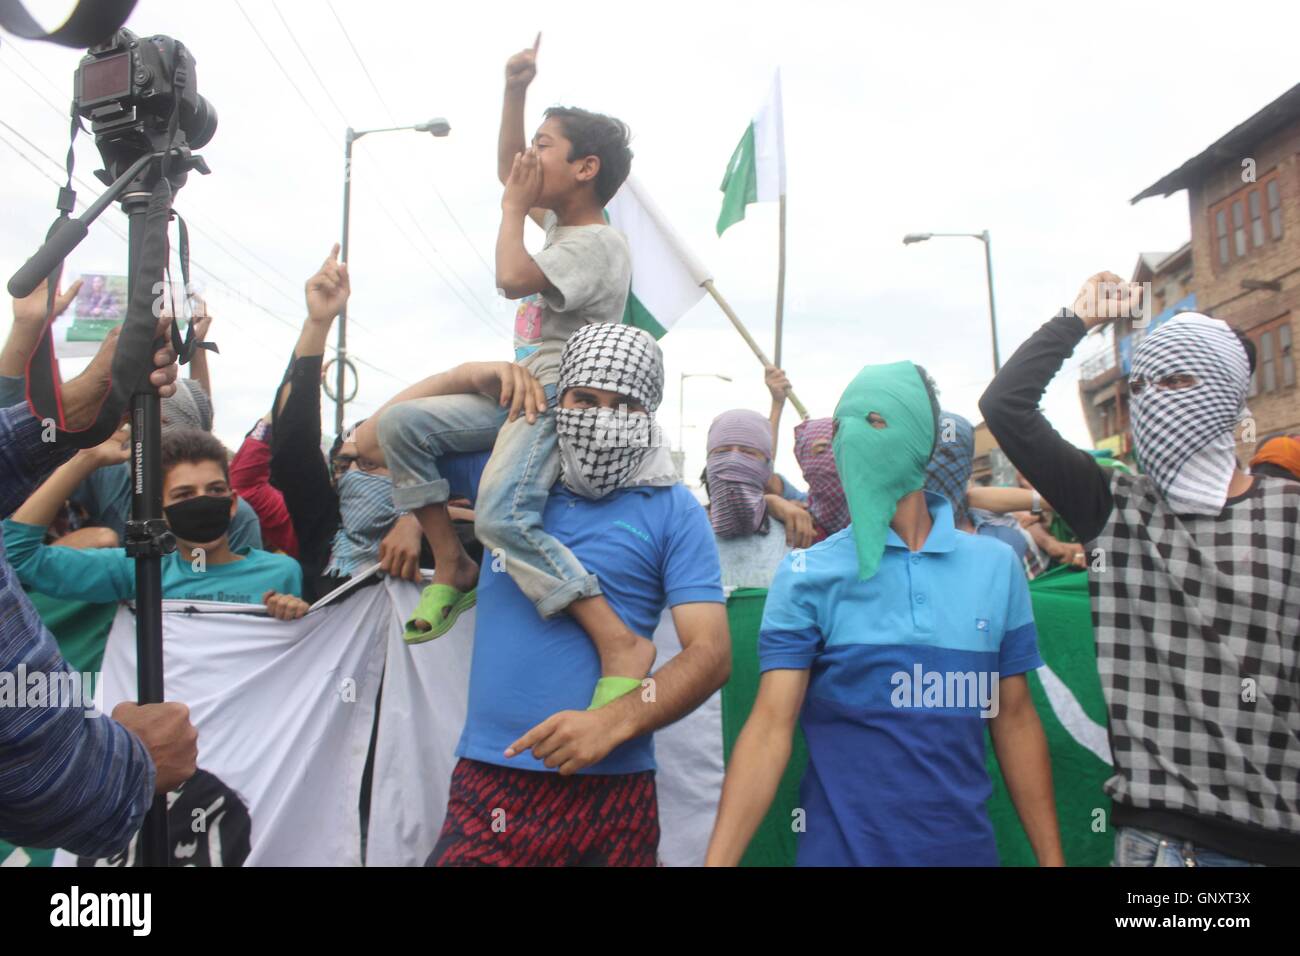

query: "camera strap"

left=26, top=173, right=179, bottom=449
left=164, top=213, right=217, bottom=364
left=0, top=0, right=137, bottom=48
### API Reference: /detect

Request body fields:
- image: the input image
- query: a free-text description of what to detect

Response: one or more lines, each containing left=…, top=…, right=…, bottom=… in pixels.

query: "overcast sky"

left=2, top=0, right=1297, bottom=486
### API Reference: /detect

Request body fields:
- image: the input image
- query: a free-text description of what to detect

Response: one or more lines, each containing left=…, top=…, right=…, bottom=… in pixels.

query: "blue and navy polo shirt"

left=759, top=491, right=1042, bottom=866
left=457, top=480, right=724, bottom=775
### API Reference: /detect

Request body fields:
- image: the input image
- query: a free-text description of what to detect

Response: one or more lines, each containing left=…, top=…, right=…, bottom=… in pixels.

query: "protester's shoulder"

left=596, top=220, right=631, bottom=257
left=244, top=547, right=300, bottom=573
left=1253, top=473, right=1300, bottom=505
left=956, top=525, right=1020, bottom=563
left=774, top=524, right=852, bottom=580
left=657, top=483, right=709, bottom=526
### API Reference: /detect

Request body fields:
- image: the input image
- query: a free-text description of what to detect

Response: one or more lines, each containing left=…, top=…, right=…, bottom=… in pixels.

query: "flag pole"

left=703, top=279, right=808, bottom=420
left=774, top=193, right=786, bottom=369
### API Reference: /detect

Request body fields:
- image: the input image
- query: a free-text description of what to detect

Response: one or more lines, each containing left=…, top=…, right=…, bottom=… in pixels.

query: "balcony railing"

left=1079, top=348, right=1117, bottom=382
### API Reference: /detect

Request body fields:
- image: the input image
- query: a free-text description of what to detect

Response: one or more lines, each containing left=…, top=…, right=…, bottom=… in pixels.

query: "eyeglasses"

left=332, top=454, right=383, bottom=476
left=1129, top=373, right=1201, bottom=396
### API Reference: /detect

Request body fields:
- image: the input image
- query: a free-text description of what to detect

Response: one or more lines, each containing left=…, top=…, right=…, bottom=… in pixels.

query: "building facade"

left=1133, top=82, right=1294, bottom=455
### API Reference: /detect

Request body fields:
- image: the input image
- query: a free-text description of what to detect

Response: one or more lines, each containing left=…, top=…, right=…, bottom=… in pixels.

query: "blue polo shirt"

left=457, top=481, right=724, bottom=775
left=759, top=491, right=1041, bottom=866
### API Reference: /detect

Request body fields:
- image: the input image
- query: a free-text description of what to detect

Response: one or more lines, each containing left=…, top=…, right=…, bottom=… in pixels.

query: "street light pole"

left=981, top=230, right=1000, bottom=373
left=333, top=118, right=452, bottom=437
left=902, top=230, right=1001, bottom=375
left=335, top=128, right=356, bottom=438
left=679, top=371, right=732, bottom=462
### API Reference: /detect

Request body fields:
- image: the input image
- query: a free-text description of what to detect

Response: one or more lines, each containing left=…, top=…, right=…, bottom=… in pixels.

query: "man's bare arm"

left=354, top=362, right=546, bottom=464
left=990, top=674, right=1065, bottom=865
left=705, top=668, right=809, bottom=865
left=1, top=278, right=81, bottom=378
left=503, top=601, right=731, bottom=776
left=604, top=601, right=731, bottom=739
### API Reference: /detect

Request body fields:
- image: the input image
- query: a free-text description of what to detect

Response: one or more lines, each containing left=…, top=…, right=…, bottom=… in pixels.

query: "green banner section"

left=720, top=587, right=808, bottom=867
left=985, top=566, right=1114, bottom=866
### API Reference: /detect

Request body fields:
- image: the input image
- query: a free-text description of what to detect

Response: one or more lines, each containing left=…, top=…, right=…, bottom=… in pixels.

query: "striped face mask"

left=1129, top=314, right=1250, bottom=515
left=794, top=418, right=849, bottom=537
left=706, top=409, right=774, bottom=538
left=327, top=470, right=398, bottom=577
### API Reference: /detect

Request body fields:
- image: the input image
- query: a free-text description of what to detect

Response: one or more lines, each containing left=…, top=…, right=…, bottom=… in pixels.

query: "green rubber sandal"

left=587, top=676, right=644, bottom=710
left=404, top=583, right=477, bottom=645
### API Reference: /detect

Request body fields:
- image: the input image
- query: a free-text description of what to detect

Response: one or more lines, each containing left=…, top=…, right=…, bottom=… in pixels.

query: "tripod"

left=9, top=145, right=207, bottom=867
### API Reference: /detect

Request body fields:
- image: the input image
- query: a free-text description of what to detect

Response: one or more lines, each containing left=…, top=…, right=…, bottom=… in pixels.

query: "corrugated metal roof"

left=1131, top=83, right=1300, bottom=204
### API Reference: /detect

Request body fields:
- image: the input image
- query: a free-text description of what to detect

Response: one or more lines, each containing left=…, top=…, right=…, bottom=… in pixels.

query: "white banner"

left=57, top=572, right=724, bottom=867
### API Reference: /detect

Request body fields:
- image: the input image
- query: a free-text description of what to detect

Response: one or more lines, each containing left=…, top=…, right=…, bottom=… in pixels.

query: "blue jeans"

left=375, top=386, right=601, bottom=617
left=1113, top=826, right=1264, bottom=867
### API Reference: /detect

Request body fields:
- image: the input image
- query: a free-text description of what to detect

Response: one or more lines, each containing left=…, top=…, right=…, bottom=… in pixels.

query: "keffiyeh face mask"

left=555, top=323, right=675, bottom=499
left=1129, top=314, right=1250, bottom=515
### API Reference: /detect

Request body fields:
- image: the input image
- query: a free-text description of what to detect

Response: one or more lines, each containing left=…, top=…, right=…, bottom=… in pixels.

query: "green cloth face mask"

left=832, top=361, right=936, bottom=580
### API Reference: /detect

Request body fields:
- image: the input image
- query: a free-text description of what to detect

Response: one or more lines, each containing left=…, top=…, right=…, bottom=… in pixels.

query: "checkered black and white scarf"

left=924, top=410, right=975, bottom=528
left=1130, top=314, right=1250, bottom=515
left=555, top=323, right=678, bottom=499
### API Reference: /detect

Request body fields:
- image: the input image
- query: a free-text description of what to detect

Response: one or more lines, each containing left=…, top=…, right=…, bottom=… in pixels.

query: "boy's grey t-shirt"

left=512, top=210, right=631, bottom=387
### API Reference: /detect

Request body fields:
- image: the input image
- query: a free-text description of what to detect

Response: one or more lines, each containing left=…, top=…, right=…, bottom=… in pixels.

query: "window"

left=1209, top=172, right=1283, bottom=268
left=1282, top=322, right=1295, bottom=387
left=1267, top=179, right=1283, bottom=239
left=1249, top=190, right=1265, bottom=247
left=1261, top=330, right=1276, bottom=393
left=1246, top=315, right=1295, bottom=396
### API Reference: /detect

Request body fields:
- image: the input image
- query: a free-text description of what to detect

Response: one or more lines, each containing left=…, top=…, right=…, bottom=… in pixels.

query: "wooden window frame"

left=1209, top=171, right=1283, bottom=270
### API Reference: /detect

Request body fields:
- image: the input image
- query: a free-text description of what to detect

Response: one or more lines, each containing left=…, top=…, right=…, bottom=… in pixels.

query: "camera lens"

left=186, top=95, right=217, bottom=149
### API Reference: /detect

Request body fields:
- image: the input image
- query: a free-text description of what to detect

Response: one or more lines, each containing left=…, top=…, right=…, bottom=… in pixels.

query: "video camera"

left=75, top=29, right=217, bottom=180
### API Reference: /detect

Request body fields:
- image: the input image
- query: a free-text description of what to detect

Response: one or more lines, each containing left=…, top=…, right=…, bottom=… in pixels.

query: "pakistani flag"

left=717, top=71, right=786, bottom=236
left=606, top=175, right=712, bottom=339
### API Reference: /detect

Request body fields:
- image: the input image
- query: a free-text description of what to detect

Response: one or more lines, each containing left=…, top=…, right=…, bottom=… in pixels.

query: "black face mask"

left=164, top=495, right=234, bottom=544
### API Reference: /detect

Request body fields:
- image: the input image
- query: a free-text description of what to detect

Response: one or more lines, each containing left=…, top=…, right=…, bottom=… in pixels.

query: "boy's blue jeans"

left=375, top=386, right=601, bottom=618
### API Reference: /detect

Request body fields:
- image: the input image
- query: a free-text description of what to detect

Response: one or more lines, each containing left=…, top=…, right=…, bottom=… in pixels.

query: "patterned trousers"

left=426, top=758, right=660, bottom=867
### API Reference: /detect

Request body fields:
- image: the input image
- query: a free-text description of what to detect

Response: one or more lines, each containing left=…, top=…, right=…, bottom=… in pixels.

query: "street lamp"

left=679, top=371, right=732, bottom=458
left=903, top=230, right=1001, bottom=374
left=330, top=118, right=452, bottom=436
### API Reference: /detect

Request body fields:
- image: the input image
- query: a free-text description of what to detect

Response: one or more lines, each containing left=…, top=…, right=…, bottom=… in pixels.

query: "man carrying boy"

left=429, top=322, right=730, bottom=866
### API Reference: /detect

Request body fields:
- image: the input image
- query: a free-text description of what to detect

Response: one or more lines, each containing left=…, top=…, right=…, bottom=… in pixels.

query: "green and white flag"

left=717, top=70, right=786, bottom=236
left=606, top=175, right=712, bottom=339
